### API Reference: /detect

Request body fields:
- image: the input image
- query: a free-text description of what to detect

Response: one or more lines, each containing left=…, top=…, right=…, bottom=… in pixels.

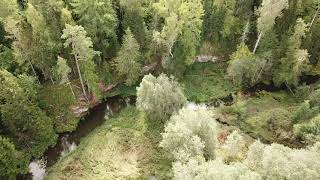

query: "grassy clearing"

left=181, top=62, right=238, bottom=103
left=46, top=107, right=171, bottom=180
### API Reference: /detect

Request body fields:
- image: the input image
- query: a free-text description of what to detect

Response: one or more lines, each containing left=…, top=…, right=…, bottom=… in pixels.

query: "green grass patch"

left=46, top=107, right=171, bottom=180
left=181, top=62, right=238, bottom=103
left=110, top=84, right=137, bottom=97
left=218, top=91, right=300, bottom=144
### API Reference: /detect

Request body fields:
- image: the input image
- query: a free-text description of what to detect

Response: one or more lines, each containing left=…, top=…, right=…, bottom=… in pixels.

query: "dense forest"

left=1, top=0, right=320, bottom=179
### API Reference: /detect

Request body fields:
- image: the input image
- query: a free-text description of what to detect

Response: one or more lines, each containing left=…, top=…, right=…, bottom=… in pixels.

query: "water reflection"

left=28, top=160, right=46, bottom=180
left=23, top=96, right=134, bottom=180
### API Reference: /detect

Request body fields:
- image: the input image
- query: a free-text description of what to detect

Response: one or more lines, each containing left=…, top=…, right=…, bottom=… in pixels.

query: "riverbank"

left=45, top=62, right=320, bottom=179
left=46, top=107, right=172, bottom=179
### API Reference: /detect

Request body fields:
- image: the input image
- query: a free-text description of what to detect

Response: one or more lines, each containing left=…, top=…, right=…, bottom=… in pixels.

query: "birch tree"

left=253, top=0, right=289, bottom=53
left=153, top=0, right=204, bottom=66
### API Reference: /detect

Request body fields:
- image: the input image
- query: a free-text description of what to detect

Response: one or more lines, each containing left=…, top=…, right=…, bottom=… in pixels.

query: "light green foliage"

left=292, top=101, right=318, bottom=123
left=153, top=0, right=204, bottom=65
left=253, top=0, right=288, bottom=53
left=3, top=2, right=59, bottom=80
left=245, top=141, right=320, bottom=180
left=0, top=69, right=24, bottom=102
left=29, top=0, right=68, bottom=45
left=275, top=18, right=310, bottom=86
left=173, top=158, right=261, bottom=180
left=71, top=0, right=117, bottom=58
left=246, top=107, right=293, bottom=142
left=47, top=107, right=172, bottom=179
left=228, top=42, right=274, bottom=87
left=114, top=28, right=142, bottom=86
left=62, top=25, right=99, bottom=64
left=4, top=17, right=35, bottom=71
left=0, top=0, right=18, bottom=21
left=136, top=74, right=187, bottom=121
left=256, top=0, right=289, bottom=33
left=62, top=24, right=100, bottom=98
left=81, top=59, right=100, bottom=98
left=227, top=43, right=254, bottom=87
left=54, top=56, right=71, bottom=84
left=294, top=115, right=320, bottom=142
left=17, top=74, right=39, bottom=103
left=219, top=131, right=247, bottom=162
left=0, top=136, right=27, bottom=179
left=219, top=91, right=297, bottom=143
left=160, top=107, right=219, bottom=162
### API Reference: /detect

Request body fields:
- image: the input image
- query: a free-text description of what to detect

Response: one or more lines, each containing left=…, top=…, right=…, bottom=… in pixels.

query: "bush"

left=39, top=84, right=78, bottom=133
left=136, top=74, right=187, bottom=121
left=160, top=106, right=220, bottom=162
left=294, top=115, right=320, bottom=142
left=245, top=141, right=320, bottom=180
left=0, top=136, right=28, bottom=179
left=292, top=101, right=318, bottom=124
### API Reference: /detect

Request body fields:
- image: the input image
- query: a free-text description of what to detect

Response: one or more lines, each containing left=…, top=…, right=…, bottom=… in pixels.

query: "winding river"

left=21, top=96, right=134, bottom=180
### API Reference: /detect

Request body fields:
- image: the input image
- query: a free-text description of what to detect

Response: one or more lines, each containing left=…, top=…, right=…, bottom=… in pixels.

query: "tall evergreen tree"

left=114, top=28, right=142, bottom=86
left=61, top=24, right=100, bottom=99
left=274, top=18, right=310, bottom=87
left=71, top=0, right=118, bottom=59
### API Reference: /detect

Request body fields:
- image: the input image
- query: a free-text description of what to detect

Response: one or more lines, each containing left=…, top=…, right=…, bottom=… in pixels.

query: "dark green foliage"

left=292, top=101, right=318, bottom=124
left=305, top=23, right=320, bottom=66
left=0, top=70, right=57, bottom=157
left=114, top=28, right=142, bottom=86
left=1, top=101, right=57, bottom=157
left=71, top=0, right=118, bottom=59
left=39, top=84, right=78, bottom=133
left=294, top=85, right=312, bottom=102
left=0, top=136, right=28, bottom=179
left=309, top=89, right=320, bottom=107
left=0, top=45, right=16, bottom=73
left=119, top=0, right=150, bottom=53
left=181, top=62, right=238, bottom=102
left=166, top=39, right=188, bottom=77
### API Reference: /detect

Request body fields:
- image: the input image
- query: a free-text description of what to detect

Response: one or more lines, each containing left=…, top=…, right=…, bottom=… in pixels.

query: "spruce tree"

left=114, top=28, right=142, bottom=86
left=71, top=0, right=118, bottom=59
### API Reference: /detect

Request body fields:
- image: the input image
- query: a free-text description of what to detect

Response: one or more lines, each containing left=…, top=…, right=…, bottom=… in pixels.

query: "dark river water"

left=20, top=96, right=134, bottom=180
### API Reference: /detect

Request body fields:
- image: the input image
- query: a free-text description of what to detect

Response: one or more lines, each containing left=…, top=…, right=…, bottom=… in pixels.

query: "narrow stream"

left=21, top=96, right=134, bottom=180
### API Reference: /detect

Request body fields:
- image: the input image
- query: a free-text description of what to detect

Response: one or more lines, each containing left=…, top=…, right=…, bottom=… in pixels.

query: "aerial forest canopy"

left=1, top=0, right=320, bottom=179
